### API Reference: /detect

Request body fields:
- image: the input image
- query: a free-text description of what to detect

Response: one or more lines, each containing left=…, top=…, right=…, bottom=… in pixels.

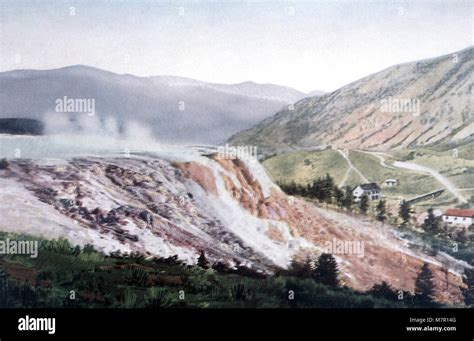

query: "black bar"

left=0, top=308, right=472, bottom=340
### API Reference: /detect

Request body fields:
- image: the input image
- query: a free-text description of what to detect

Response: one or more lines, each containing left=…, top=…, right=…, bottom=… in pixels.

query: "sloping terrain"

left=0, top=139, right=470, bottom=303
left=230, top=47, right=473, bottom=152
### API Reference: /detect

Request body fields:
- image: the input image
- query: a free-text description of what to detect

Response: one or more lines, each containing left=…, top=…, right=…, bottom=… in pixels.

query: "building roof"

left=355, top=183, right=381, bottom=191
left=444, top=208, right=474, bottom=218
left=384, top=179, right=398, bottom=182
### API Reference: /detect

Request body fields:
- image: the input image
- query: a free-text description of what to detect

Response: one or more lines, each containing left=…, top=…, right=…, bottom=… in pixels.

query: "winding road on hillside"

left=362, top=151, right=396, bottom=170
left=360, top=150, right=467, bottom=204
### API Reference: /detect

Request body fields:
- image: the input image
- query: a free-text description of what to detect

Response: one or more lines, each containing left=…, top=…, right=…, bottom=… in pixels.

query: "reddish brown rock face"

left=197, top=154, right=468, bottom=304
left=212, top=156, right=278, bottom=219
left=173, top=161, right=218, bottom=195
left=276, top=194, right=467, bottom=304
left=266, top=224, right=285, bottom=243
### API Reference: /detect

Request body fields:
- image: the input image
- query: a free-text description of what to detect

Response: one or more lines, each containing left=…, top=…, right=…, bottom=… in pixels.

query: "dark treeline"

left=278, top=174, right=353, bottom=210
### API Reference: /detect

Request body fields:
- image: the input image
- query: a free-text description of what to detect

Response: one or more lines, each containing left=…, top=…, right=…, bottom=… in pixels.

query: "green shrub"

left=125, top=266, right=149, bottom=287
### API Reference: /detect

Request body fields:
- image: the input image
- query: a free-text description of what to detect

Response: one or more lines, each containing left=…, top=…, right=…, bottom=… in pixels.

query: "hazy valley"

left=0, top=65, right=319, bottom=144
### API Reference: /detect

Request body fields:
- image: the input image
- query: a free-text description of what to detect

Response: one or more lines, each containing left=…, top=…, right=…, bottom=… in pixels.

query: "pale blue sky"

left=0, top=0, right=472, bottom=92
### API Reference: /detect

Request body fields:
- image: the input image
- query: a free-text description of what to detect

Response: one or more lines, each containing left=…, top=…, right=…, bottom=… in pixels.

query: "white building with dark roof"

left=352, top=183, right=382, bottom=201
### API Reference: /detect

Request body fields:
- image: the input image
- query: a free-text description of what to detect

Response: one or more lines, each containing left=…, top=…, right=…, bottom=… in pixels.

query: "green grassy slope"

left=263, top=149, right=349, bottom=185
left=262, top=145, right=473, bottom=211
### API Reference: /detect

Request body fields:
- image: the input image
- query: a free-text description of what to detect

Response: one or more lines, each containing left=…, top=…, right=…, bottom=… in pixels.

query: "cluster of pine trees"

left=278, top=174, right=338, bottom=202
left=367, top=267, right=434, bottom=306
left=278, top=174, right=388, bottom=219
left=286, top=253, right=340, bottom=287
left=278, top=174, right=354, bottom=209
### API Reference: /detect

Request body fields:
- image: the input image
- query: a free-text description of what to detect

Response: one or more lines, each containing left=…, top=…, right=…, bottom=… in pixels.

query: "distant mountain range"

left=0, top=65, right=323, bottom=144
left=229, top=46, right=474, bottom=152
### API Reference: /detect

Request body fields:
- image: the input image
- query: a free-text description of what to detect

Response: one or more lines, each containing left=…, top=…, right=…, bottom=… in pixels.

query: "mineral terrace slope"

left=0, top=153, right=470, bottom=303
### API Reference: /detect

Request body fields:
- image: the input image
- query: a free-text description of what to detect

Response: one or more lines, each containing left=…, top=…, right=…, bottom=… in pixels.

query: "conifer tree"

left=197, top=250, right=210, bottom=269
left=462, top=269, right=474, bottom=306
left=376, top=199, right=387, bottom=223
left=359, top=193, right=369, bottom=214
left=322, top=174, right=335, bottom=203
left=313, top=253, right=339, bottom=287
left=334, top=186, right=345, bottom=207
left=369, top=281, right=397, bottom=301
left=423, top=208, right=441, bottom=233
left=343, top=186, right=353, bottom=211
left=415, top=263, right=435, bottom=305
left=399, top=200, right=411, bottom=226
